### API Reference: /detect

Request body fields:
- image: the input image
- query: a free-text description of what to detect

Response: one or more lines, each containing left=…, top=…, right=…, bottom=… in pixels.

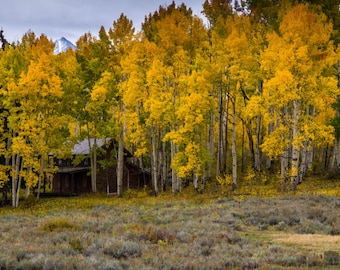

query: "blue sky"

left=1, top=0, right=205, bottom=44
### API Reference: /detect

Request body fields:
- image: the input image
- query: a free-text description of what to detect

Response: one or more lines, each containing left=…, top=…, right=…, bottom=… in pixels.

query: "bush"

left=306, top=207, right=328, bottom=223
left=69, top=237, right=84, bottom=253
left=43, top=218, right=78, bottom=232
left=324, top=250, right=340, bottom=265
left=139, top=226, right=178, bottom=244
left=103, top=240, right=142, bottom=259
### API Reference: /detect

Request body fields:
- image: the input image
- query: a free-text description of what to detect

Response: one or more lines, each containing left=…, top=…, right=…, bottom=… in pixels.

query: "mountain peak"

left=54, top=37, right=76, bottom=54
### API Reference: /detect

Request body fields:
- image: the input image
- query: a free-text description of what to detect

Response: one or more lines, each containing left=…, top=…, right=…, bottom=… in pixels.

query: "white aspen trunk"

left=255, top=115, right=261, bottom=171
left=330, top=139, right=337, bottom=170
left=266, top=107, right=274, bottom=171
left=12, top=154, right=20, bottom=208
left=92, top=138, right=97, bottom=193
left=36, top=156, right=44, bottom=199
left=291, top=100, right=300, bottom=191
left=117, top=126, right=124, bottom=197
left=161, top=138, right=167, bottom=192
left=306, top=107, right=315, bottom=174
left=280, top=105, right=289, bottom=192
left=170, top=141, right=177, bottom=194
left=299, top=141, right=307, bottom=183
left=307, top=144, right=313, bottom=172
left=15, top=158, right=24, bottom=208
left=177, top=176, right=182, bottom=192
left=299, top=106, right=314, bottom=180
left=255, top=80, right=263, bottom=171
left=193, top=173, right=198, bottom=192
left=86, top=123, right=97, bottom=193
left=336, top=139, right=340, bottom=173
left=208, top=113, right=215, bottom=180
left=217, top=84, right=223, bottom=176
left=265, top=122, right=274, bottom=171
left=151, top=126, right=158, bottom=196
left=280, top=148, right=289, bottom=192
left=231, top=96, right=237, bottom=190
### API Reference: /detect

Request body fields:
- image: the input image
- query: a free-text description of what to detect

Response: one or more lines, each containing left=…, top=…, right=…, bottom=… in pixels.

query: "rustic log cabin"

left=52, top=138, right=151, bottom=195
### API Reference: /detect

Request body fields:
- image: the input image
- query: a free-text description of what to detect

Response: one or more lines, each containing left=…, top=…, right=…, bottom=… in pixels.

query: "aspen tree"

left=1, top=34, right=68, bottom=206
left=261, top=4, right=338, bottom=190
left=141, top=3, right=208, bottom=193
left=109, top=14, right=135, bottom=197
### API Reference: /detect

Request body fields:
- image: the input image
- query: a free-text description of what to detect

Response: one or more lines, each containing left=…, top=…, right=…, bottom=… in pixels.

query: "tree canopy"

left=0, top=0, right=339, bottom=206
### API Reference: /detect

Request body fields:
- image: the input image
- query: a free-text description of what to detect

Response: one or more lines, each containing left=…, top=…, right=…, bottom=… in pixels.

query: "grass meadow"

left=0, top=176, right=339, bottom=269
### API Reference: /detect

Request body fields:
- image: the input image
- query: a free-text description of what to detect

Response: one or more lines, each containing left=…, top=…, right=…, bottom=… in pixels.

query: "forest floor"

left=0, top=176, right=339, bottom=269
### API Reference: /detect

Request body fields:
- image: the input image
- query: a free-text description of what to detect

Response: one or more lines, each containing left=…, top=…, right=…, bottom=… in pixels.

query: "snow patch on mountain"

left=54, top=37, right=76, bottom=54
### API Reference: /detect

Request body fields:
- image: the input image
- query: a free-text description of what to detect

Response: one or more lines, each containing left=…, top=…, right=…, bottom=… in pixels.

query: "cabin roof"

left=73, top=138, right=111, bottom=155
left=72, top=138, right=133, bottom=157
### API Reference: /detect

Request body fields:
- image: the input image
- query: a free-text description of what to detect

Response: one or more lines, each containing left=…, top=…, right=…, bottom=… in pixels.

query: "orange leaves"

left=279, top=4, right=332, bottom=47
left=264, top=70, right=298, bottom=107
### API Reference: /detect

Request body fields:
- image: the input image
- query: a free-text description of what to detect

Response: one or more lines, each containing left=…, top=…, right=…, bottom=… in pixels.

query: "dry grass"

left=273, top=233, right=340, bottom=252
left=0, top=177, right=339, bottom=269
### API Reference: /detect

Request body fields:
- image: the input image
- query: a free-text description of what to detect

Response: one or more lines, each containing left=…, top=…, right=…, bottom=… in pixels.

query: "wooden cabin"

left=52, top=138, right=151, bottom=195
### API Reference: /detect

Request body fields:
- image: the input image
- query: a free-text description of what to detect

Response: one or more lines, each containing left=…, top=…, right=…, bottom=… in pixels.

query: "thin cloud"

left=1, top=0, right=204, bottom=44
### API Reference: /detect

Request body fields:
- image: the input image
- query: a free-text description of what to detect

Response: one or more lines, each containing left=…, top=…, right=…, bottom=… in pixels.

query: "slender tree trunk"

left=298, top=140, right=308, bottom=184
left=12, top=152, right=22, bottom=208
left=254, top=115, right=262, bottom=171
left=161, top=135, right=167, bottom=192
left=11, top=140, right=17, bottom=207
left=151, top=126, right=158, bottom=196
left=225, top=98, right=230, bottom=173
left=266, top=107, right=274, bottom=171
left=26, top=186, right=30, bottom=198
left=330, top=139, right=337, bottom=171
left=246, top=120, right=255, bottom=169
left=280, top=105, right=289, bottom=192
left=15, top=158, right=24, bottom=208
left=193, top=173, right=198, bottom=192
left=171, top=140, right=177, bottom=194
left=86, top=123, right=97, bottom=193
left=280, top=147, right=289, bottom=192
left=217, top=84, right=223, bottom=176
left=291, top=100, right=300, bottom=191
left=231, top=96, right=237, bottom=190
left=208, top=113, right=215, bottom=180
left=298, top=105, right=309, bottom=183
left=117, top=126, right=124, bottom=197
left=255, top=80, right=263, bottom=171
left=36, top=156, right=44, bottom=199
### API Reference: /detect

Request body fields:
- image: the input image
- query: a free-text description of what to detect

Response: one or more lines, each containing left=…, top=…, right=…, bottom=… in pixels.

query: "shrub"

left=306, top=207, right=327, bottom=223
left=139, top=226, right=178, bottom=244
left=43, top=218, right=78, bottom=232
left=195, top=237, right=215, bottom=256
left=329, top=226, right=340, bottom=235
left=103, top=240, right=142, bottom=259
left=240, top=258, right=260, bottom=269
left=324, top=250, right=340, bottom=265
left=69, top=237, right=84, bottom=253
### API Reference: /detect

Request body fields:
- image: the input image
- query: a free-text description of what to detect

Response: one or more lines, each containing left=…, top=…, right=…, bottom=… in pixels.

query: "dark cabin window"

left=67, top=159, right=71, bottom=166
left=58, top=159, right=63, bottom=166
left=84, top=158, right=89, bottom=166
